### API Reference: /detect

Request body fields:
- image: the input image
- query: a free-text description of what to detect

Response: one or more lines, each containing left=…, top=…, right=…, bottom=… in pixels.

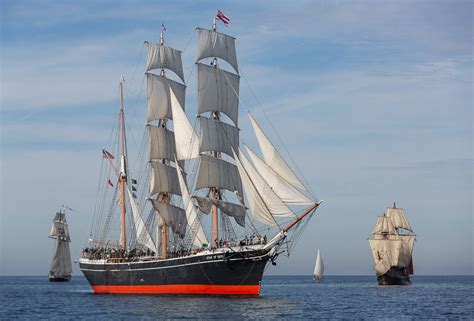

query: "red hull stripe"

left=92, top=284, right=261, bottom=295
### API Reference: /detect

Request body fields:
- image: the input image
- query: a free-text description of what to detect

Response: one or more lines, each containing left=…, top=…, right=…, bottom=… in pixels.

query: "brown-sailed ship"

left=79, top=14, right=321, bottom=295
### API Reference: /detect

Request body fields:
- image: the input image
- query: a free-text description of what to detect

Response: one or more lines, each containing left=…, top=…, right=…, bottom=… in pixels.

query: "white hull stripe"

left=80, top=253, right=269, bottom=272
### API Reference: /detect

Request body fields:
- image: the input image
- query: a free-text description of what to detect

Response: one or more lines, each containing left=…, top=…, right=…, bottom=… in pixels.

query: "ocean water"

left=0, top=275, right=472, bottom=319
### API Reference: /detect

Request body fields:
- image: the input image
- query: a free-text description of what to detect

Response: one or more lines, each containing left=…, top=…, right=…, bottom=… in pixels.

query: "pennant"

left=107, top=179, right=114, bottom=187
left=216, top=10, right=229, bottom=27
left=132, top=186, right=137, bottom=191
left=131, top=179, right=138, bottom=184
left=102, top=149, right=114, bottom=160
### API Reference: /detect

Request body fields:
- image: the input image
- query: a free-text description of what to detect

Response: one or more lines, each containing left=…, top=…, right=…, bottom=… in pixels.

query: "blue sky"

left=1, top=0, right=472, bottom=276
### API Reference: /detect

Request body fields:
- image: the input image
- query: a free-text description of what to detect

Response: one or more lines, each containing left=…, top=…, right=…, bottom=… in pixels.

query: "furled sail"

left=245, top=145, right=313, bottom=206
left=249, top=113, right=307, bottom=190
left=147, top=73, right=186, bottom=122
left=238, top=148, right=294, bottom=217
left=193, top=196, right=246, bottom=227
left=151, top=201, right=187, bottom=237
left=176, top=163, right=208, bottom=247
left=314, top=248, right=324, bottom=279
left=127, top=187, right=157, bottom=253
left=386, top=207, right=413, bottom=232
left=170, top=87, right=200, bottom=160
left=199, top=116, right=239, bottom=158
left=149, top=125, right=176, bottom=162
left=233, top=149, right=277, bottom=227
left=146, top=42, right=185, bottom=82
left=195, top=154, right=243, bottom=196
left=197, top=63, right=240, bottom=125
left=196, top=28, right=238, bottom=73
left=149, top=162, right=182, bottom=196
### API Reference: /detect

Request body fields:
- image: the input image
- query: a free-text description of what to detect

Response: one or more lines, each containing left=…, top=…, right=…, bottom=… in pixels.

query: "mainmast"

left=119, top=76, right=127, bottom=249
left=195, top=18, right=243, bottom=247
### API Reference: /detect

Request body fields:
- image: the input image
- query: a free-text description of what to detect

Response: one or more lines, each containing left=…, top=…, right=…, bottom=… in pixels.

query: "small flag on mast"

left=216, top=10, right=230, bottom=27
left=162, top=23, right=167, bottom=31
left=131, top=179, right=138, bottom=184
left=107, top=179, right=114, bottom=187
left=102, top=149, right=114, bottom=160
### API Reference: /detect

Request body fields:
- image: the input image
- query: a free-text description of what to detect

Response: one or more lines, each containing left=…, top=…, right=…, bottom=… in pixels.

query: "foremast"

left=145, top=26, right=206, bottom=256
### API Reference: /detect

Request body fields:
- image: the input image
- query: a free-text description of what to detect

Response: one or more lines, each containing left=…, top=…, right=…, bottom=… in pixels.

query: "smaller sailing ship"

left=48, top=209, right=72, bottom=282
left=368, top=203, right=416, bottom=285
left=313, top=248, right=324, bottom=280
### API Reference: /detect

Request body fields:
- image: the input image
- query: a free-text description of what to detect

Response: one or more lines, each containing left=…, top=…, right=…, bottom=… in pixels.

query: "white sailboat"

left=313, top=248, right=324, bottom=280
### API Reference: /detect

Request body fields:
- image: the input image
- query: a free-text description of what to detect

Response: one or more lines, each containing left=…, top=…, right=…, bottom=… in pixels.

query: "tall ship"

left=313, top=248, right=324, bottom=280
left=368, top=203, right=416, bottom=285
left=79, top=12, right=322, bottom=295
left=49, top=209, right=72, bottom=282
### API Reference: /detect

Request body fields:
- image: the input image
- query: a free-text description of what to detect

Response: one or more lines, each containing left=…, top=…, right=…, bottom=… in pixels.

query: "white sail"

left=388, top=234, right=416, bottom=267
left=197, top=63, right=240, bottom=125
left=238, top=148, right=294, bottom=217
left=199, top=116, right=239, bottom=158
left=127, top=187, right=158, bottom=253
left=196, top=28, right=238, bottom=73
left=147, top=73, right=186, bottom=122
left=371, top=216, right=397, bottom=235
left=149, top=125, right=176, bottom=162
left=151, top=201, right=187, bottom=237
left=368, top=239, right=403, bottom=269
left=195, top=154, right=243, bottom=196
left=233, top=149, right=277, bottom=227
left=248, top=113, right=307, bottom=190
left=193, top=196, right=246, bottom=227
left=374, top=254, right=391, bottom=276
left=176, top=162, right=208, bottom=248
left=386, top=207, right=413, bottom=232
left=170, top=87, right=200, bottom=160
left=146, top=43, right=185, bottom=82
left=149, top=162, right=182, bottom=196
left=245, top=145, right=314, bottom=206
left=314, top=248, right=324, bottom=279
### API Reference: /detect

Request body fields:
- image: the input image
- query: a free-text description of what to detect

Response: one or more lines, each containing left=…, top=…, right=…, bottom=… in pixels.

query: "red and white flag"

left=216, top=10, right=229, bottom=27
left=107, top=179, right=114, bottom=187
left=102, top=149, right=114, bottom=160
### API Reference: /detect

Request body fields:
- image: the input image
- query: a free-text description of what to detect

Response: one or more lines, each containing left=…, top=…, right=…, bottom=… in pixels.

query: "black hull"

left=49, top=275, right=71, bottom=282
left=79, top=249, right=270, bottom=295
left=377, top=267, right=411, bottom=285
